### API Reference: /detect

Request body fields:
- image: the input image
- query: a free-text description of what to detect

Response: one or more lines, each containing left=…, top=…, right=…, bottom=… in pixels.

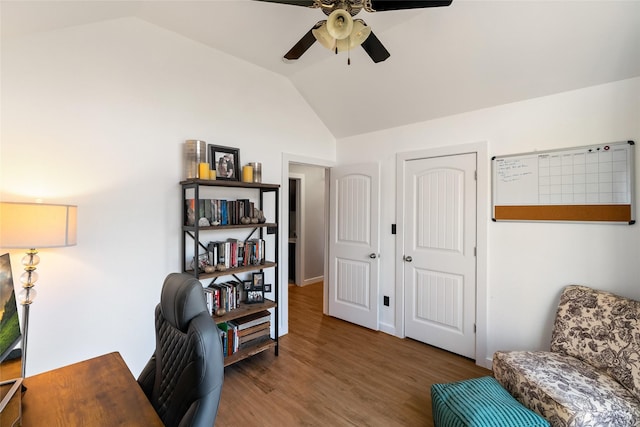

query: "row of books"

left=206, top=238, right=265, bottom=269
left=185, top=198, right=256, bottom=226
left=217, top=310, right=272, bottom=357
left=203, top=281, right=243, bottom=315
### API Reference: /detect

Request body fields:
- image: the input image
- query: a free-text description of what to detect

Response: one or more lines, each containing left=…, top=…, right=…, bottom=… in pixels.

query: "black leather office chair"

left=138, top=273, right=224, bottom=427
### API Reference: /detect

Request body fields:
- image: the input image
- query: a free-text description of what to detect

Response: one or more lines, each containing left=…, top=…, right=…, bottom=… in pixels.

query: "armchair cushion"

left=550, top=285, right=640, bottom=401
left=493, top=350, right=640, bottom=426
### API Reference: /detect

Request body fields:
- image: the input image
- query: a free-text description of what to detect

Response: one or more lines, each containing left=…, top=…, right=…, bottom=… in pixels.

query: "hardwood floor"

left=216, top=282, right=491, bottom=426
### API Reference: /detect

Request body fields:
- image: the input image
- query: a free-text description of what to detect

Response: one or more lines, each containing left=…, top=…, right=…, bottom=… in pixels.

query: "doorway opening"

left=280, top=154, right=334, bottom=337
left=288, top=176, right=302, bottom=285
left=287, top=164, right=326, bottom=288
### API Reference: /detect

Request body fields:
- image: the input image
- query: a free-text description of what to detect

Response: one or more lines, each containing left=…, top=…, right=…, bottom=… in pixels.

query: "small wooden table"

left=19, top=352, right=163, bottom=426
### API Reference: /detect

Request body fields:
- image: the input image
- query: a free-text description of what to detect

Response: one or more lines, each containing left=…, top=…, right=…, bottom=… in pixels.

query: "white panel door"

left=328, top=163, right=380, bottom=330
left=404, top=153, right=476, bottom=358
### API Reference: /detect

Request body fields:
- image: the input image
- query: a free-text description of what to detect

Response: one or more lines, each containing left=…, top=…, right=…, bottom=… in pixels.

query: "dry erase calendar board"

left=492, top=141, right=635, bottom=223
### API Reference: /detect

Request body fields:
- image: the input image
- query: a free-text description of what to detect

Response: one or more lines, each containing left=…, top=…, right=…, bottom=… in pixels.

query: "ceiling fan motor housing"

left=317, top=0, right=368, bottom=16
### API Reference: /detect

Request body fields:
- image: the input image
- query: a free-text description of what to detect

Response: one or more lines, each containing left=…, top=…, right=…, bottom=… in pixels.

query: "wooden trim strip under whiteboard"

left=494, top=204, right=632, bottom=223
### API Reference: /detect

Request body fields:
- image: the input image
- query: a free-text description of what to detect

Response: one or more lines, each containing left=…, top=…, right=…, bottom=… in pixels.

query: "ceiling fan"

left=255, top=0, right=453, bottom=63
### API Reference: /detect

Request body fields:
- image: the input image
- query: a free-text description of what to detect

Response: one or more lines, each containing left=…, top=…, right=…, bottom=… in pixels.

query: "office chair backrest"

left=138, top=273, right=224, bottom=427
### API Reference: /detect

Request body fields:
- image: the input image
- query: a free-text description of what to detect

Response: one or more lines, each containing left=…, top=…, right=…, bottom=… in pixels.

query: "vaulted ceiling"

left=3, top=0, right=640, bottom=138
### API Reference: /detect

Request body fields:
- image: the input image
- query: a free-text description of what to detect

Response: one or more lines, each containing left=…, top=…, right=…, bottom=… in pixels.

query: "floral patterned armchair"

left=493, top=285, right=640, bottom=427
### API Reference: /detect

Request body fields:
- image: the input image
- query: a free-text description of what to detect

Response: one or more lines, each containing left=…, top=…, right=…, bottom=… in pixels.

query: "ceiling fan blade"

left=360, top=31, right=390, bottom=63
left=253, top=0, right=316, bottom=7
left=369, top=0, right=452, bottom=11
left=284, top=25, right=320, bottom=61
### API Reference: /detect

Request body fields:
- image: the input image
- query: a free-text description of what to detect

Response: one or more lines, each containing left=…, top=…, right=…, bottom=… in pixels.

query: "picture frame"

left=252, top=272, right=264, bottom=290
left=264, top=284, right=272, bottom=293
left=209, top=145, right=240, bottom=181
left=246, top=272, right=265, bottom=304
left=243, top=280, right=252, bottom=291
left=246, top=290, right=264, bottom=304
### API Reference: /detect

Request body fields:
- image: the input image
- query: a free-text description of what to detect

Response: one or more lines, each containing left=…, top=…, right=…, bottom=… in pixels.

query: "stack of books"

left=207, top=238, right=265, bottom=269
left=203, top=281, right=242, bottom=315
left=217, top=310, right=271, bottom=357
left=185, top=198, right=255, bottom=226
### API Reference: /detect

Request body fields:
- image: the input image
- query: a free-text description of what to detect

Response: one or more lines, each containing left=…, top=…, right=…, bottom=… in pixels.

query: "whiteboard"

left=492, top=141, right=635, bottom=223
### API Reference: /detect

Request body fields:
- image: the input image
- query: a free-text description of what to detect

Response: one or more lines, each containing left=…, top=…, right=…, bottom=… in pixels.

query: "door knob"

left=369, top=253, right=377, bottom=259
left=404, top=256, right=413, bottom=262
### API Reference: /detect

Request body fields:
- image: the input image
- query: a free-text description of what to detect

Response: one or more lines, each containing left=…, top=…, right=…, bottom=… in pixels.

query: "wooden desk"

left=20, top=352, right=163, bottom=426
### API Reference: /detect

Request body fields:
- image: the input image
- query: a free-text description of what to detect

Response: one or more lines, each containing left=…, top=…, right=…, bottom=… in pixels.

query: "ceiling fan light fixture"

left=326, top=9, right=354, bottom=40
left=312, top=22, right=337, bottom=50
left=336, top=19, right=371, bottom=52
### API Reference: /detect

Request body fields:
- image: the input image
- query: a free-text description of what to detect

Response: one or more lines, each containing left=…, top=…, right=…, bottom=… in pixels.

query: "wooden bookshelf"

left=180, top=178, right=280, bottom=366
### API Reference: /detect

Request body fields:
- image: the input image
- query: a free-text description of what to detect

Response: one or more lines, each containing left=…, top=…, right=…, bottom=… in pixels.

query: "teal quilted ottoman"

left=431, top=376, right=549, bottom=427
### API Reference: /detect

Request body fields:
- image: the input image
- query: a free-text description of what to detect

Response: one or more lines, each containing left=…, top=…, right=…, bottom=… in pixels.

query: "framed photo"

left=264, top=284, right=272, bottom=293
left=246, top=272, right=265, bottom=304
left=243, top=280, right=252, bottom=291
left=246, top=290, right=264, bottom=304
left=252, top=272, right=264, bottom=290
left=209, top=145, right=240, bottom=181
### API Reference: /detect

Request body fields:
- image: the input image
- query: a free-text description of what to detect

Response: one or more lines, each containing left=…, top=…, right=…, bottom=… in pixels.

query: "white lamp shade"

left=336, top=20, right=372, bottom=52
left=0, top=202, right=77, bottom=248
left=312, top=23, right=337, bottom=50
left=326, top=9, right=354, bottom=40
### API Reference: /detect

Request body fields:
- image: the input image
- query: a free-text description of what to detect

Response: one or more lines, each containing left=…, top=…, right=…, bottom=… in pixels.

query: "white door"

left=403, top=153, right=477, bottom=358
left=328, top=163, right=380, bottom=330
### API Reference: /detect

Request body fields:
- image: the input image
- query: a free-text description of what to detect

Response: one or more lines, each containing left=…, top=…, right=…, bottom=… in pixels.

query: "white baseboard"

left=301, top=276, right=323, bottom=287
left=482, top=356, right=493, bottom=370
left=378, top=322, right=396, bottom=336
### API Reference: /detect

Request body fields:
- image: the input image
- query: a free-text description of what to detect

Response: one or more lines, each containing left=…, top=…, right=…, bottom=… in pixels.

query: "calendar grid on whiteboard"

left=492, top=141, right=635, bottom=223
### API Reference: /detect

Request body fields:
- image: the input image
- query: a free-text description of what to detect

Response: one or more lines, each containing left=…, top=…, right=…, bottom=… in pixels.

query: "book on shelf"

left=208, top=281, right=242, bottom=313
left=186, top=198, right=259, bottom=227
left=230, top=310, right=271, bottom=330
left=206, top=238, right=265, bottom=269
left=238, top=323, right=270, bottom=344
left=203, top=287, right=215, bottom=315
left=224, top=317, right=271, bottom=351
left=216, top=321, right=239, bottom=357
left=236, top=321, right=270, bottom=337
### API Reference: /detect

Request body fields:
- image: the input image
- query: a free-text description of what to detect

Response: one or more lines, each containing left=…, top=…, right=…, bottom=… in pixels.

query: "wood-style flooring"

left=216, top=282, right=491, bottom=426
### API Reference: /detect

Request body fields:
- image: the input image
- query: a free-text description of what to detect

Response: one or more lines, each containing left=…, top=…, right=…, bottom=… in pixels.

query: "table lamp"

left=0, top=202, right=77, bottom=377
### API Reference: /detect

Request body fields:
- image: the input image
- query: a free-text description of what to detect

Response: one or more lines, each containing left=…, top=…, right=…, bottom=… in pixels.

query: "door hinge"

left=474, top=170, right=477, bottom=180
left=474, top=324, right=477, bottom=333
left=474, top=247, right=477, bottom=257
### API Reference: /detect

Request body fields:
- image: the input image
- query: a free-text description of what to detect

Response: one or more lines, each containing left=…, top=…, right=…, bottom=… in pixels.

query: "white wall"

left=337, top=76, right=640, bottom=366
left=289, top=164, right=326, bottom=284
left=0, top=17, right=335, bottom=376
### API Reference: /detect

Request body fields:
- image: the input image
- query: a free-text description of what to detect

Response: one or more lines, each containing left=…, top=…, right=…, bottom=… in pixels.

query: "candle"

left=198, top=163, right=209, bottom=179
left=242, top=165, right=254, bottom=183
left=251, top=162, right=262, bottom=183
left=209, top=169, right=216, bottom=180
